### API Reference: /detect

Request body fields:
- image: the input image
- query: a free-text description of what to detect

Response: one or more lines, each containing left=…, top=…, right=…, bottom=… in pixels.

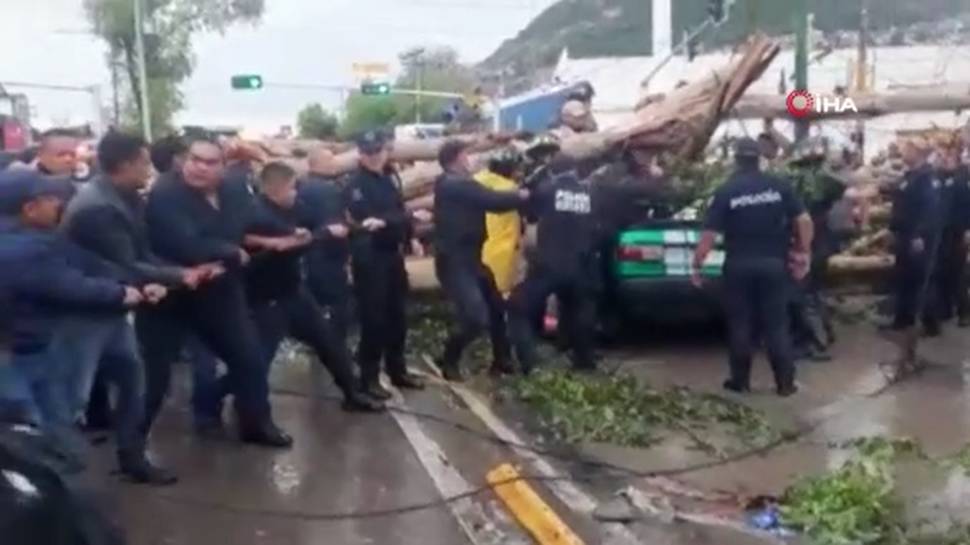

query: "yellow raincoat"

left=475, top=170, right=521, bottom=296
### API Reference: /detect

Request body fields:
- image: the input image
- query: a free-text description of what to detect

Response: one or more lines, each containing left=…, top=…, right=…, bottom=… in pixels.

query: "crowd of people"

left=0, top=124, right=606, bottom=488
left=1, top=111, right=966, bottom=494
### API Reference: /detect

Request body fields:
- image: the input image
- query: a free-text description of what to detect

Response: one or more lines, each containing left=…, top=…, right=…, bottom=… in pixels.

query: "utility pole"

left=794, top=0, right=810, bottom=142
left=416, top=61, right=424, bottom=124
left=133, top=0, right=152, bottom=140
left=855, top=0, right=869, bottom=156
left=110, top=60, right=121, bottom=127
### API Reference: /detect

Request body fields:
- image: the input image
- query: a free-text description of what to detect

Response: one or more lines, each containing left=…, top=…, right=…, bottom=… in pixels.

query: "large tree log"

left=828, top=254, right=894, bottom=273
left=332, top=133, right=518, bottom=176
left=733, top=85, right=970, bottom=120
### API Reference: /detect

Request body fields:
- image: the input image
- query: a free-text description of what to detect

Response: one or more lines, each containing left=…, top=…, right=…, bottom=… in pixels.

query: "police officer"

left=508, top=155, right=599, bottom=373
left=693, top=138, right=813, bottom=397
left=889, top=139, right=943, bottom=335
left=434, top=140, right=530, bottom=381
left=142, top=137, right=292, bottom=448
left=345, top=131, right=429, bottom=400
left=243, top=162, right=384, bottom=412
left=936, top=145, right=970, bottom=326
left=299, top=147, right=353, bottom=344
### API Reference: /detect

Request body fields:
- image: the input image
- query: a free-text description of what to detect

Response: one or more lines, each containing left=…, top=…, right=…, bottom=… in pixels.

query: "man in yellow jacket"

left=475, top=148, right=524, bottom=297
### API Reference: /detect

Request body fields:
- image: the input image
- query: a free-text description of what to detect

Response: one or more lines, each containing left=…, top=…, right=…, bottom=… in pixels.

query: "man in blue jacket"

left=0, top=170, right=144, bottom=463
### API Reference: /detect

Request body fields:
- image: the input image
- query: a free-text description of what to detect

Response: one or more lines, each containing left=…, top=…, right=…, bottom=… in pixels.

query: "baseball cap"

left=0, top=171, right=72, bottom=215
left=356, top=130, right=387, bottom=156
left=734, top=137, right=761, bottom=158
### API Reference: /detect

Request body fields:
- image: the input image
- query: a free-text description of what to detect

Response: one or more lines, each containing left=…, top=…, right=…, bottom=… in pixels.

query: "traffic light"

left=231, top=74, right=263, bottom=91
left=361, top=82, right=391, bottom=96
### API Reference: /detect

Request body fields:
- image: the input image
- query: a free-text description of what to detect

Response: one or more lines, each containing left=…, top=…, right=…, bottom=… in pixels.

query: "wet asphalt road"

left=85, top=361, right=477, bottom=545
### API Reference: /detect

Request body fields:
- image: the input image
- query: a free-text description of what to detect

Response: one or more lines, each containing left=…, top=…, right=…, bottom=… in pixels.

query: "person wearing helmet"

left=508, top=155, right=600, bottom=373
left=476, top=146, right=526, bottom=297
left=787, top=139, right=845, bottom=361
left=693, top=138, right=813, bottom=397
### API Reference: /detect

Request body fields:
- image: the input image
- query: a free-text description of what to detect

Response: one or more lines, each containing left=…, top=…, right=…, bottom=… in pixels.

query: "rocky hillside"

left=482, top=0, right=970, bottom=88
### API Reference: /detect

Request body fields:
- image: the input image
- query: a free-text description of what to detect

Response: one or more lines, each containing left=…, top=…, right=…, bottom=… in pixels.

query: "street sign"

left=231, top=74, right=264, bottom=91
left=361, top=82, right=392, bottom=96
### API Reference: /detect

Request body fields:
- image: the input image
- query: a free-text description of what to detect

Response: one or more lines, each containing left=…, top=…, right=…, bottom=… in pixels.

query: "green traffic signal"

left=231, top=74, right=264, bottom=90
left=360, top=82, right=391, bottom=96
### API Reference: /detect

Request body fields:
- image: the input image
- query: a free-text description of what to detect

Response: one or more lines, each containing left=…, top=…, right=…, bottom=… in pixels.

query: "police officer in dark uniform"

left=433, top=140, right=529, bottom=381
left=509, top=155, right=599, bottom=373
left=693, top=138, right=813, bottom=397
left=299, top=148, right=353, bottom=344
left=141, top=137, right=292, bottom=448
left=243, top=162, right=384, bottom=412
left=345, top=131, right=428, bottom=400
left=889, top=139, right=943, bottom=335
left=936, top=145, right=970, bottom=326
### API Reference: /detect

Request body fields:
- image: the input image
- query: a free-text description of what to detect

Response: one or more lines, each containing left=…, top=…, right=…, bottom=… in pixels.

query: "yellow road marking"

left=486, top=463, right=586, bottom=545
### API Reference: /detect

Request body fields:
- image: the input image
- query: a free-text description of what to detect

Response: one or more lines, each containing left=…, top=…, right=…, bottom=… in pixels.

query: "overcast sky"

left=1, top=0, right=556, bottom=133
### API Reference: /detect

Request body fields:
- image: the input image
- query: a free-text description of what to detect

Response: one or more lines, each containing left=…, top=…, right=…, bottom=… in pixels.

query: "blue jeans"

left=5, top=350, right=87, bottom=462
left=48, top=314, right=145, bottom=454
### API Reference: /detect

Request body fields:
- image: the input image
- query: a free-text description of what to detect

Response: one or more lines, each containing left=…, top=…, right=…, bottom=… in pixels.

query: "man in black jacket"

left=60, top=132, right=220, bottom=484
left=244, top=162, right=384, bottom=412
left=433, top=141, right=528, bottom=381
left=936, top=145, right=970, bottom=326
left=141, top=137, right=291, bottom=448
left=345, top=131, right=429, bottom=400
left=889, top=139, right=943, bottom=335
left=300, top=148, right=353, bottom=345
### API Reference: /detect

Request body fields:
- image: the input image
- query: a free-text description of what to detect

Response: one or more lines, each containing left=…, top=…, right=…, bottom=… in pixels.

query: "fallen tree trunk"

left=333, top=133, right=519, bottom=176
left=828, top=254, right=894, bottom=273
left=733, top=85, right=970, bottom=120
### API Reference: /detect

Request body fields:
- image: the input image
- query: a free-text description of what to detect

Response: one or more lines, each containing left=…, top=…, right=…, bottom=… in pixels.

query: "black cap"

left=356, top=130, right=386, bottom=156
left=0, top=170, right=72, bottom=215
left=438, top=139, right=470, bottom=169
left=734, top=137, right=761, bottom=159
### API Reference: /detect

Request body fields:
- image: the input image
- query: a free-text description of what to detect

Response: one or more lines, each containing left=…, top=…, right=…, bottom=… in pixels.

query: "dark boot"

left=361, top=380, right=393, bottom=401
left=442, top=365, right=465, bottom=383
left=239, top=419, right=293, bottom=449
left=119, top=451, right=178, bottom=486
left=777, top=383, right=799, bottom=397
left=391, top=372, right=425, bottom=390
left=723, top=379, right=750, bottom=394
left=488, top=360, right=516, bottom=377
left=342, top=390, right=386, bottom=413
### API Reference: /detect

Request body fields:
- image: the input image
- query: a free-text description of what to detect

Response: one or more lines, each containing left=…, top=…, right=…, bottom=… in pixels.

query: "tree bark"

left=733, top=86, right=970, bottom=120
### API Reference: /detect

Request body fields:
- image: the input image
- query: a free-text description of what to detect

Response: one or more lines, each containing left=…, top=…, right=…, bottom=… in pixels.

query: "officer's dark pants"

left=435, top=254, right=511, bottom=371
left=136, top=275, right=271, bottom=435
left=308, top=261, right=352, bottom=346
left=251, top=289, right=357, bottom=397
left=509, top=264, right=596, bottom=372
left=723, top=263, right=794, bottom=390
left=893, top=240, right=940, bottom=330
left=351, top=251, right=409, bottom=386
left=938, top=230, right=969, bottom=321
